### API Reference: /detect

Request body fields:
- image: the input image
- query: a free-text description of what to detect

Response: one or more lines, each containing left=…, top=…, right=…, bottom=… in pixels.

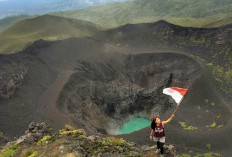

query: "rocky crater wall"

left=0, top=64, right=27, bottom=99
left=58, top=52, right=202, bottom=134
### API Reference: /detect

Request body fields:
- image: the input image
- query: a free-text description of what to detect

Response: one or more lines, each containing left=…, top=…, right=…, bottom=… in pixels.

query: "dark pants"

left=157, top=141, right=164, bottom=155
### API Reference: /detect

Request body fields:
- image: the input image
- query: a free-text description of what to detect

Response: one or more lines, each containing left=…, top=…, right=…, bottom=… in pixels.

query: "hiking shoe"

left=155, top=149, right=160, bottom=153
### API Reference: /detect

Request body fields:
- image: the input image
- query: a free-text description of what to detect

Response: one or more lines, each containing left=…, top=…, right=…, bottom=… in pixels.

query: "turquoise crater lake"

left=119, top=118, right=151, bottom=134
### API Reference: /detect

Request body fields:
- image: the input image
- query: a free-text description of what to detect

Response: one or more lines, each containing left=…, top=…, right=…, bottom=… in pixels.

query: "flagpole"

left=173, top=97, right=183, bottom=114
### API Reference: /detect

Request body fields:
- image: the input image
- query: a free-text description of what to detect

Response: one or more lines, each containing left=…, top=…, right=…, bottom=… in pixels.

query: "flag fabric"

left=163, top=87, right=188, bottom=105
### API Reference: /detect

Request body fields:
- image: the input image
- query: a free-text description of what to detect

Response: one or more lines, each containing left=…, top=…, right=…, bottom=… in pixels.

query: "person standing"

left=150, top=114, right=175, bottom=157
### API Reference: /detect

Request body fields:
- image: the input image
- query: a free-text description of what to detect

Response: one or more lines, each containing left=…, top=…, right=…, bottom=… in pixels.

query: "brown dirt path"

left=36, top=70, right=74, bottom=130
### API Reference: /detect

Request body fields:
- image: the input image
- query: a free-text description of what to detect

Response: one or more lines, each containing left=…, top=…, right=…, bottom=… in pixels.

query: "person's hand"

left=149, top=135, right=152, bottom=140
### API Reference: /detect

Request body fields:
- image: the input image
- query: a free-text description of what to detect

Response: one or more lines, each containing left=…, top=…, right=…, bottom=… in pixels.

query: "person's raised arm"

left=162, top=114, right=175, bottom=125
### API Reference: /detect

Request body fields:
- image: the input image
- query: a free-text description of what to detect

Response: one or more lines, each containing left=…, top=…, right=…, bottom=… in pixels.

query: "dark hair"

left=151, top=119, right=156, bottom=130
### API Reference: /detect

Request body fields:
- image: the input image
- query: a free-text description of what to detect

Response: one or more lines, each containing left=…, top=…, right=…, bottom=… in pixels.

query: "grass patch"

left=59, top=129, right=80, bottom=136
left=210, top=102, right=215, bottom=106
left=98, top=137, right=129, bottom=147
left=179, top=121, right=198, bottom=130
left=206, top=122, right=223, bottom=129
left=217, top=125, right=223, bottom=128
left=207, top=62, right=213, bottom=66
left=59, top=125, right=84, bottom=136
left=206, top=122, right=216, bottom=128
left=22, top=150, right=38, bottom=157
left=179, top=152, right=222, bottom=157
left=76, top=135, right=87, bottom=140
left=178, top=154, right=191, bottom=157
left=216, top=114, right=221, bottom=119
left=37, top=136, right=55, bottom=145
left=0, top=144, right=20, bottom=157
left=206, top=144, right=211, bottom=150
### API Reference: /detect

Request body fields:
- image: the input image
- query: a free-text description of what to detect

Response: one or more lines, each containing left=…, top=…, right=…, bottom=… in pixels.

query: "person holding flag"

left=149, top=87, right=188, bottom=157
left=150, top=114, right=175, bottom=157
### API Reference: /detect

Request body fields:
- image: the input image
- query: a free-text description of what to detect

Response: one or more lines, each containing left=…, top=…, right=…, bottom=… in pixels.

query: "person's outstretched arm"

left=149, top=129, right=154, bottom=140
left=162, top=114, right=175, bottom=125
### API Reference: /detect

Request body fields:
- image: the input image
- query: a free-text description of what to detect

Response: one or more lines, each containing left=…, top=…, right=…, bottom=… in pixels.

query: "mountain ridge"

left=0, top=15, right=102, bottom=54
left=51, top=0, right=232, bottom=28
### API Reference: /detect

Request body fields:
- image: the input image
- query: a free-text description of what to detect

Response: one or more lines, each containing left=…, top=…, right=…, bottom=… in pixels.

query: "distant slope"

left=0, top=15, right=102, bottom=54
left=92, top=20, right=232, bottom=96
left=51, top=0, right=232, bottom=28
left=0, top=15, right=34, bottom=32
left=0, top=0, right=131, bottom=19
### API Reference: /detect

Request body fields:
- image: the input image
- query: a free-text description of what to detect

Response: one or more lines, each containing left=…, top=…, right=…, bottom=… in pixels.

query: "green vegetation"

left=22, top=150, right=38, bottom=157
left=217, top=125, right=223, bottom=128
left=210, top=102, right=215, bottom=106
left=206, top=122, right=223, bottom=129
left=207, top=62, right=213, bottom=66
left=178, top=152, right=222, bottom=157
left=211, top=63, right=232, bottom=96
left=190, top=55, right=206, bottom=62
left=209, top=122, right=216, bottom=128
left=0, top=144, right=20, bottom=157
left=216, top=114, right=221, bottom=119
left=0, top=15, right=34, bottom=32
left=178, top=154, right=191, bottom=157
left=51, top=0, right=232, bottom=29
left=98, top=137, right=129, bottom=147
left=206, top=144, right=211, bottom=150
left=0, top=15, right=102, bottom=54
left=179, top=121, right=198, bottom=130
left=37, top=135, right=55, bottom=145
left=59, top=125, right=84, bottom=136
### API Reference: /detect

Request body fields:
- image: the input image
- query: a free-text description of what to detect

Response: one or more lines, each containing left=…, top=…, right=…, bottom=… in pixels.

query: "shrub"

left=0, top=144, right=19, bottom=157
left=22, top=150, right=38, bottom=157
left=98, top=137, right=129, bottom=147
left=37, top=136, right=55, bottom=145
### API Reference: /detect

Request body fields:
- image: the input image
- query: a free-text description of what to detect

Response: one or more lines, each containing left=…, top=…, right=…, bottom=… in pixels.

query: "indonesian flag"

left=163, top=87, right=188, bottom=105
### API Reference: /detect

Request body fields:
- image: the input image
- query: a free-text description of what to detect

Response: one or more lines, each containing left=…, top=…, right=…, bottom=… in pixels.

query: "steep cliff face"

left=58, top=53, right=201, bottom=134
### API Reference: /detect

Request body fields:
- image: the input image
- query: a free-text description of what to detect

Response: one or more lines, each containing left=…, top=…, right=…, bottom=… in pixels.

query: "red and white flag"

left=163, top=87, right=188, bottom=105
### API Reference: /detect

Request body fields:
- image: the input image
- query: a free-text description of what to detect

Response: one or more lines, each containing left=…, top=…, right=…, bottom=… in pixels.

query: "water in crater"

left=119, top=118, right=151, bottom=134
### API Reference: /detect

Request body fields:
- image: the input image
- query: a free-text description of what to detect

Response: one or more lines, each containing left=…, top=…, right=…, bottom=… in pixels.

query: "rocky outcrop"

left=1, top=122, right=176, bottom=157
left=0, top=64, right=27, bottom=99
left=7, top=122, right=52, bottom=146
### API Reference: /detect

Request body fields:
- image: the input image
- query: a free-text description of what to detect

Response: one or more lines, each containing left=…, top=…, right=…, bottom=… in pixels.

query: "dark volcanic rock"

left=8, top=122, right=52, bottom=145
left=0, top=64, right=27, bottom=99
left=58, top=53, right=201, bottom=134
left=3, top=124, right=176, bottom=157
